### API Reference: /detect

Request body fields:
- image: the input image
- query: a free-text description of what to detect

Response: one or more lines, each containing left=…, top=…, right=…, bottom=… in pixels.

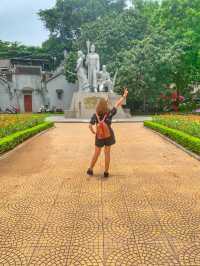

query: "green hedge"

left=0, top=121, right=54, bottom=154
left=0, top=114, right=47, bottom=138
left=144, top=121, right=200, bottom=155
left=152, top=115, right=200, bottom=139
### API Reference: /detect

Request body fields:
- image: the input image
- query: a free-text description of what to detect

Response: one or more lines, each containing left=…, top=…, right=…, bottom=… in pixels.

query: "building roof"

left=11, top=57, right=49, bottom=64
left=0, top=76, right=9, bottom=87
left=0, top=59, right=11, bottom=69
left=46, top=71, right=64, bottom=83
left=15, top=66, right=41, bottom=76
left=0, top=58, right=50, bottom=71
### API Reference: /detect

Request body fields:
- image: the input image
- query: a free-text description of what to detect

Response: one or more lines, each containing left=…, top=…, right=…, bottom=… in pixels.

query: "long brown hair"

left=96, top=98, right=109, bottom=116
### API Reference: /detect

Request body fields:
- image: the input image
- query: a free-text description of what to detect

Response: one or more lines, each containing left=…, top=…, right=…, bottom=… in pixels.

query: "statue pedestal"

left=64, top=92, right=131, bottom=119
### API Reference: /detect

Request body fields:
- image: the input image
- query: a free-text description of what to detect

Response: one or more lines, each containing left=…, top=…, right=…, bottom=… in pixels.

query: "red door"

left=24, top=95, right=32, bottom=112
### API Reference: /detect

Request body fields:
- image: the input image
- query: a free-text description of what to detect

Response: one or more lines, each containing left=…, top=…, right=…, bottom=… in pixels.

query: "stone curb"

left=0, top=126, right=55, bottom=161
left=46, top=118, right=152, bottom=123
left=144, top=126, right=200, bottom=162
left=53, top=120, right=147, bottom=123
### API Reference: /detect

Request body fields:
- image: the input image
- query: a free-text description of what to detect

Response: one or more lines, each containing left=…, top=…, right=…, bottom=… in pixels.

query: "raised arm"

left=115, top=88, right=128, bottom=108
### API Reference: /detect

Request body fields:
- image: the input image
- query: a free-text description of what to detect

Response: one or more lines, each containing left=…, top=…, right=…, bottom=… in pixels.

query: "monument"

left=65, top=41, right=131, bottom=119
left=86, top=43, right=100, bottom=92
left=99, top=65, right=114, bottom=93
left=76, top=50, right=89, bottom=92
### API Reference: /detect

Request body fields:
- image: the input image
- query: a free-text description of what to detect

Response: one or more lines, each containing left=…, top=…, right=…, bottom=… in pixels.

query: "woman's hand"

left=89, top=124, right=96, bottom=135
left=123, top=88, right=128, bottom=98
left=114, top=87, right=128, bottom=108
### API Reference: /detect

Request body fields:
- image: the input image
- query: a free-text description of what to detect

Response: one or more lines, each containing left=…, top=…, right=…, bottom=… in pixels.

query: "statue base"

left=64, top=92, right=131, bottom=119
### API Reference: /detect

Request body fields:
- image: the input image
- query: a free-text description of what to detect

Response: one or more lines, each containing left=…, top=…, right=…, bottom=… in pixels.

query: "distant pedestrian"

left=87, top=88, right=128, bottom=177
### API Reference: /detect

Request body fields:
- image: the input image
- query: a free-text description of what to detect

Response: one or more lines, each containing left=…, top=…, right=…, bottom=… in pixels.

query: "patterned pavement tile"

left=0, top=247, right=33, bottom=265
left=53, top=197, right=79, bottom=213
left=129, top=211, right=165, bottom=243
left=67, top=245, right=104, bottom=266
left=71, top=215, right=103, bottom=246
left=103, top=216, right=134, bottom=245
left=78, top=192, right=101, bottom=212
left=137, top=242, right=180, bottom=265
left=0, top=123, right=200, bottom=265
left=105, top=242, right=142, bottom=266
left=172, top=241, right=200, bottom=266
left=159, top=210, right=200, bottom=242
left=29, top=246, right=69, bottom=265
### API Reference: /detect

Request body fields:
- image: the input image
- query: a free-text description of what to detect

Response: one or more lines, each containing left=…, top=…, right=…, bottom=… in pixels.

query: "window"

left=56, top=89, right=63, bottom=100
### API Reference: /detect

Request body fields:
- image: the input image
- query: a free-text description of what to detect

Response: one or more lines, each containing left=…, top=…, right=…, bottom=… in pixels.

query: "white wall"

left=47, top=74, right=77, bottom=111
left=0, top=82, right=10, bottom=111
left=14, top=74, right=43, bottom=112
left=0, top=71, right=77, bottom=113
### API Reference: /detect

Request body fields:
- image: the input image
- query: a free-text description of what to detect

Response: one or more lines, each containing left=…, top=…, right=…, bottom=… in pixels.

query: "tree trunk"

left=143, top=93, right=146, bottom=113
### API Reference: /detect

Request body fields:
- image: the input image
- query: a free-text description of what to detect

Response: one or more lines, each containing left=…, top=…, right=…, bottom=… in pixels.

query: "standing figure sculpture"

left=76, top=50, right=89, bottom=91
left=99, top=65, right=113, bottom=93
left=86, top=44, right=100, bottom=92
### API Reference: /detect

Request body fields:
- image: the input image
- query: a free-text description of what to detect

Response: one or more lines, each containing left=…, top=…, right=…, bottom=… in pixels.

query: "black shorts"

left=95, top=136, right=116, bottom=147
left=95, top=126, right=116, bottom=147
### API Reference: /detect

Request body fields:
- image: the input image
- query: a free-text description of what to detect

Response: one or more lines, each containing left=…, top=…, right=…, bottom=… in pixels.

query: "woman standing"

left=87, top=88, right=128, bottom=177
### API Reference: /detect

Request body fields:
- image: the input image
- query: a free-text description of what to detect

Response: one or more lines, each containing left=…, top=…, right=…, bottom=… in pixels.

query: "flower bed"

left=144, top=114, right=200, bottom=156
left=0, top=114, right=54, bottom=154
left=0, top=122, right=54, bottom=154
left=152, top=115, right=200, bottom=139
left=0, top=114, right=46, bottom=138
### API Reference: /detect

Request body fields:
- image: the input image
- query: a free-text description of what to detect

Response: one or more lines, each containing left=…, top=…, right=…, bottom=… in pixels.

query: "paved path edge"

left=144, top=125, right=200, bottom=162
left=0, top=126, right=56, bottom=161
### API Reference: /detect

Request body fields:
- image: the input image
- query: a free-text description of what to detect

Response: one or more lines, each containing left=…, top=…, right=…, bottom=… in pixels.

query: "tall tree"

left=0, top=40, right=54, bottom=70
left=65, top=9, right=150, bottom=82
left=39, top=0, right=126, bottom=51
left=153, top=0, right=200, bottom=80
left=115, top=32, right=173, bottom=112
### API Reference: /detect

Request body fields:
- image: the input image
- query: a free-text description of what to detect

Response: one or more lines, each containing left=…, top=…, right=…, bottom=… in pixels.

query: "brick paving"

left=0, top=123, right=200, bottom=265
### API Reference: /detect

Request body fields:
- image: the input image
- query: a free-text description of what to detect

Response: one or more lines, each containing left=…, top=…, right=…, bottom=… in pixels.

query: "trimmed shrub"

left=0, top=114, right=47, bottom=138
left=144, top=121, right=200, bottom=155
left=152, top=115, right=200, bottom=139
left=0, top=122, right=54, bottom=154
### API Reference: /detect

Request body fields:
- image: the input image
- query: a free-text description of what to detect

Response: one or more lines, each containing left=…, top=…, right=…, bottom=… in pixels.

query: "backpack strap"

left=96, top=112, right=100, bottom=123
left=96, top=112, right=107, bottom=123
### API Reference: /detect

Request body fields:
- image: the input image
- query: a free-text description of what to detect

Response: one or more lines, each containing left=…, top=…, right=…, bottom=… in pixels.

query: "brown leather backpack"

left=96, top=112, right=111, bottom=140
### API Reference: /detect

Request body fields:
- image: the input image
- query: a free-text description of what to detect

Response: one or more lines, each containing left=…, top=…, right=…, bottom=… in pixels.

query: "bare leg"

left=104, top=146, right=111, bottom=173
left=89, top=146, right=101, bottom=170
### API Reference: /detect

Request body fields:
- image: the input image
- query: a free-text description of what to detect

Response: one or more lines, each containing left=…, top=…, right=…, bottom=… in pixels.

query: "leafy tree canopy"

left=38, top=0, right=126, bottom=50
left=1, top=0, right=200, bottom=112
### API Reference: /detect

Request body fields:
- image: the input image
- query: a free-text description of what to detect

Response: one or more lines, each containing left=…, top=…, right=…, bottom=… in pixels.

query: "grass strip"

left=0, top=121, right=54, bottom=154
left=144, top=121, right=200, bottom=155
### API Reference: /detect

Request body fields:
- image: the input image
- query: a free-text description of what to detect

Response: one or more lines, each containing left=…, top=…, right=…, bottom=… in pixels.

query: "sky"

left=0, top=0, right=56, bottom=47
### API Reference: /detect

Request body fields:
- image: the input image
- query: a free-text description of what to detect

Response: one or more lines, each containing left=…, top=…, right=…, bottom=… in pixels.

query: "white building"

left=46, top=71, right=77, bottom=112
left=0, top=58, right=77, bottom=113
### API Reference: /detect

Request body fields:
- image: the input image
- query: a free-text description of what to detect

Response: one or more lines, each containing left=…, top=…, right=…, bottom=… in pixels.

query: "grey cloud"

left=0, top=0, right=55, bottom=46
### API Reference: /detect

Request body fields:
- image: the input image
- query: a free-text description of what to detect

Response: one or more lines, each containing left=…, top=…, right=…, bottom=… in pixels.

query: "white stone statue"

left=86, top=44, right=100, bottom=92
left=99, top=65, right=113, bottom=93
left=76, top=50, right=89, bottom=91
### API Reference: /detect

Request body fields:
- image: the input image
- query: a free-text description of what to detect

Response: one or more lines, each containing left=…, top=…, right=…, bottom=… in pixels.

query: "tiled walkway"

left=0, top=123, right=200, bottom=265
